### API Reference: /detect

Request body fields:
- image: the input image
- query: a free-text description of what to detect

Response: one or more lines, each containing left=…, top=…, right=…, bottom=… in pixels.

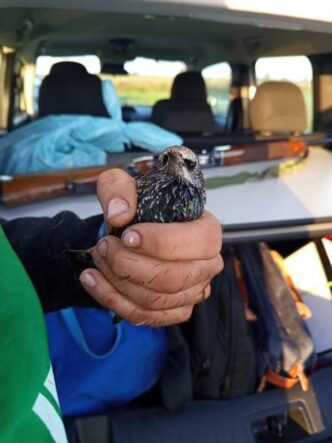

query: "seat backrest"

left=151, top=71, right=215, bottom=133
left=225, top=83, right=244, bottom=134
left=250, top=81, right=307, bottom=135
left=38, top=61, right=110, bottom=118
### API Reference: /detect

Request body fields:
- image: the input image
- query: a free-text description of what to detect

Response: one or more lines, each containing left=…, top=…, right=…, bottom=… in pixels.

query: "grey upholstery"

left=151, top=72, right=215, bottom=133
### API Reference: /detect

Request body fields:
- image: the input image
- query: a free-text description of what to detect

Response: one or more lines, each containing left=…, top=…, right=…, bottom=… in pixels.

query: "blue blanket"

left=0, top=80, right=182, bottom=174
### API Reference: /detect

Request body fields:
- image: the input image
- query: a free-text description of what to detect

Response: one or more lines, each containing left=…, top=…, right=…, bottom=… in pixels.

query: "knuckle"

left=182, top=306, right=194, bottom=322
left=171, top=306, right=193, bottom=325
left=149, top=293, right=167, bottom=310
left=158, top=269, right=187, bottom=293
left=208, top=225, right=223, bottom=255
left=146, top=318, right=162, bottom=328
left=208, top=254, right=224, bottom=280
left=203, top=213, right=222, bottom=252
left=154, top=291, right=186, bottom=310
left=133, top=289, right=161, bottom=311
left=147, top=230, right=181, bottom=260
left=126, top=306, right=146, bottom=325
left=91, top=248, right=105, bottom=269
left=110, top=247, right=127, bottom=277
left=215, top=254, right=224, bottom=274
left=101, top=168, right=124, bottom=183
left=97, top=170, right=112, bottom=188
left=203, top=284, right=211, bottom=301
left=149, top=233, right=167, bottom=256
left=96, top=287, right=117, bottom=310
left=98, top=169, right=135, bottom=200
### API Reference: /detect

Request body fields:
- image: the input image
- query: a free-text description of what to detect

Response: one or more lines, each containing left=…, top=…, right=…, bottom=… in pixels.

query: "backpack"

left=162, top=249, right=257, bottom=409
left=163, top=243, right=315, bottom=409
left=236, top=243, right=315, bottom=391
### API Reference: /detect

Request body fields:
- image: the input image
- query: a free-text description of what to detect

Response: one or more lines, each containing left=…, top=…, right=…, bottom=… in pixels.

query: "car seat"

left=38, top=61, right=110, bottom=118
left=225, top=82, right=244, bottom=133
left=250, top=81, right=307, bottom=136
left=151, top=71, right=215, bottom=133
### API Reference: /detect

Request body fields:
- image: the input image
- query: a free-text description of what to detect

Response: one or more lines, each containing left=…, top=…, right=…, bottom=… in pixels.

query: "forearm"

left=1, top=211, right=103, bottom=313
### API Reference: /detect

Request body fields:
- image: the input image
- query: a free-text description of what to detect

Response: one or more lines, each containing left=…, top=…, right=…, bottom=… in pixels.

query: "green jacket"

left=0, top=226, right=68, bottom=443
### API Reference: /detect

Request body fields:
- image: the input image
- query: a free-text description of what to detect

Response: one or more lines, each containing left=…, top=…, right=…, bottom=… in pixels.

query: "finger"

left=97, top=169, right=137, bottom=228
left=121, top=211, right=222, bottom=261
left=109, top=279, right=211, bottom=311
left=79, top=269, right=194, bottom=327
left=90, top=258, right=211, bottom=310
left=92, top=237, right=223, bottom=294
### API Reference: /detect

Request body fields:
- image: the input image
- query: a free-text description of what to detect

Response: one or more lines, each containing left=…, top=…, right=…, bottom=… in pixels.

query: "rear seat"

left=151, top=71, right=215, bottom=134
left=150, top=71, right=254, bottom=149
left=38, top=61, right=110, bottom=117
left=250, top=81, right=307, bottom=136
left=162, top=81, right=309, bottom=150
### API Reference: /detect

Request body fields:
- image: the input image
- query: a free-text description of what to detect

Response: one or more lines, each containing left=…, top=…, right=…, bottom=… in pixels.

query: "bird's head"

left=156, top=146, right=203, bottom=186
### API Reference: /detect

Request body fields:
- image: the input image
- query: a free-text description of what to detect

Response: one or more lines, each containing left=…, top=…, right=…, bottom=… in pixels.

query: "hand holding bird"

left=80, top=146, right=223, bottom=326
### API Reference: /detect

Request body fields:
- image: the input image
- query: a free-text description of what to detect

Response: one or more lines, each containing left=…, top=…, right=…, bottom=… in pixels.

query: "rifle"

left=0, top=140, right=307, bottom=208
left=0, top=165, right=120, bottom=207
left=198, top=139, right=307, bottom=167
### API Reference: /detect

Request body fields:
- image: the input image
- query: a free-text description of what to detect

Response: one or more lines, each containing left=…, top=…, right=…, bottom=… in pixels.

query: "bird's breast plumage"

left=136, top=169, right=206, bottom=224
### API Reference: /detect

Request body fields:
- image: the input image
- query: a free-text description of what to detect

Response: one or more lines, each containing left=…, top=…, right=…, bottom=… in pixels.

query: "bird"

left=73, top=145, right=206, bottom=248
left=69, top=145, right=206, bottom=321
left=115, top=145, right=206, bottom=233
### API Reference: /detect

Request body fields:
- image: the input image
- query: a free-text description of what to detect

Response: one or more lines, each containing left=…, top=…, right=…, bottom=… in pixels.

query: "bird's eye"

left=184, top=158, right=197, bottom=172
left=162, top=154, right=169, bottom=167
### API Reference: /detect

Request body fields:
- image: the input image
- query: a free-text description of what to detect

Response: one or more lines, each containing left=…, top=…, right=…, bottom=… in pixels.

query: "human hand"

left=79, top=169, right=223, bottom=327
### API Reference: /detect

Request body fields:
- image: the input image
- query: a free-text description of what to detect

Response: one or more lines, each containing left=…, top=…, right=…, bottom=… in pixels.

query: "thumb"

left=97, top=168, right=137, bottom=229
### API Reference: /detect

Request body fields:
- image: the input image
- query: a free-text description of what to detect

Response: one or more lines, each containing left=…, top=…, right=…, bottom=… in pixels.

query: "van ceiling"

left=1, top=5, right=332, bottom=67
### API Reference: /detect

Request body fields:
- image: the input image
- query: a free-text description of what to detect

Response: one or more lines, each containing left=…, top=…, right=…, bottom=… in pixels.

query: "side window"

left=255, top=56, right=313, bottom=131
left=202, top=62, right=232, bottom=121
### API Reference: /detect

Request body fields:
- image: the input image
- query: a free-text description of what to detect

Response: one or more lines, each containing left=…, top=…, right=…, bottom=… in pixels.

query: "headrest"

left=171, top=72, right=207, bottom=101
left=38, top=62, right=110, bottom=118
left=49, top=61, right=88, bottom=75
left=250, top=81, right=307, bottom=134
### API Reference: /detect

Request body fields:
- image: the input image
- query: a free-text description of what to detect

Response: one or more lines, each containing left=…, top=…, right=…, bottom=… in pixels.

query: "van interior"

left=1, top=2, right=332, bottom=442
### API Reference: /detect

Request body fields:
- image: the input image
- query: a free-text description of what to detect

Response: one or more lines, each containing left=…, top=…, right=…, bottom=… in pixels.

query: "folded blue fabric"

left=102, top=80, right=122, bottom=121
left=125, top=121, right=183, bottom=152
left=46, top=308, right=168, bottom=416
left=0, top=80, right=182, bottom=174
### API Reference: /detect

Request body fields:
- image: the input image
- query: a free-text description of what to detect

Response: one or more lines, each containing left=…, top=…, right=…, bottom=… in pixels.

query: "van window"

left=255, top=56, right=313, bottom=130
left=103, top=57, right=186, bottom=107
left=36, top=55, right=101, bottom=76
left=202, top=62, right=232, bottom=120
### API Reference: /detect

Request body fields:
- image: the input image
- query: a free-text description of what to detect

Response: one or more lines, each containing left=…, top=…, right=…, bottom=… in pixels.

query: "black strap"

left=314, top=238, right=332, bottom=298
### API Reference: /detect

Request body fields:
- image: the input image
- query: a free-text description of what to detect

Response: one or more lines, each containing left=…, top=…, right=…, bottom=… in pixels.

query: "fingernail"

left=80, top=272, right=96, bottom=288
left=97, top=239, right=108, bottom=258
left=107, top=198, right=130, bottom=220
left=122, top=230, right=141, bottom=248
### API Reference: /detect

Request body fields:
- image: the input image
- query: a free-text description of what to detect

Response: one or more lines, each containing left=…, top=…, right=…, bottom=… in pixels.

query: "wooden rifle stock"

left=211, top=140, right=307, bottom=166
left=0, top=164, right=122, bottom=207
left=0, top=140, right=307, bottom=208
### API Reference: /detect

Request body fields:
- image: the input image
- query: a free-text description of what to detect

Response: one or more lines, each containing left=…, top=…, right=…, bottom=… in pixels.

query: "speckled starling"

left=114, top=145, right=206, bottom=236
left=71, top=145, right=206, bottom=261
